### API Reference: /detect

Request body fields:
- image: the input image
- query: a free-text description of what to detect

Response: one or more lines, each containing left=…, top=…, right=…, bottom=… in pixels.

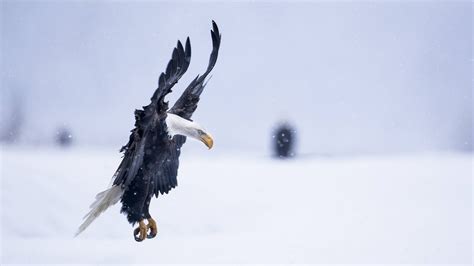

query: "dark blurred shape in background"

left=273, top=123, right=296, bottom=159
left=0, top=87, right=24, bottom=144
left=55, top=127, right=73, bottom=147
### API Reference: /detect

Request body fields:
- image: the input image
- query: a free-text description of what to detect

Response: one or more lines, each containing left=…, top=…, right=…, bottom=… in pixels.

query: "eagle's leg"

left=146, top=217, right=158, bottom=239
left=133, top=220, right=147, bottom=242
left=143, top=196, right=158, bottom=239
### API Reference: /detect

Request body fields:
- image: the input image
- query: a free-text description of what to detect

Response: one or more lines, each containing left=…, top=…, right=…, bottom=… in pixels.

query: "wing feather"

left=169, top=21, right=221, bottom=121
left=113, top=37, right=192, bottom=190
left=168, top=21, right=221, bottom=150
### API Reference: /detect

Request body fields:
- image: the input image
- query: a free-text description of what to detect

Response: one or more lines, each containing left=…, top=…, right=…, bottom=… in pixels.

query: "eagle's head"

left=166, top=113, right=213, bottom=149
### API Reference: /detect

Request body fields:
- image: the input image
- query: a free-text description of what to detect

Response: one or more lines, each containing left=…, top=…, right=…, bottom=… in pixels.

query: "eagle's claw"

left=133, top=220, right=147, bottom=242
left=146, top=218, right=158, bottom=239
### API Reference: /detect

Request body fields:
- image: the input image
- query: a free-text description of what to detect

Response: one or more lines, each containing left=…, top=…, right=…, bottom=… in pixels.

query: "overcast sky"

left=1, top=1, right=472, bottom=155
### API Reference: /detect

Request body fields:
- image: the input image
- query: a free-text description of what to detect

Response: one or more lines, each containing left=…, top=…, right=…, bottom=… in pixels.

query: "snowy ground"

left=0, top=147, right=472, bottom=264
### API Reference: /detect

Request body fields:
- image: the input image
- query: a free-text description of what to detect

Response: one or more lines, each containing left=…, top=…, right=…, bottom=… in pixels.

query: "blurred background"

left=1, top=1, right=471, bottom=155
left=1, top=1, right=472, bottom=264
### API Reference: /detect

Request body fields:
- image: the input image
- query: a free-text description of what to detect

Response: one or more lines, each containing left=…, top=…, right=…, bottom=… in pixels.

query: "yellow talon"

left=147, top=217, right=158, bottom=239
left=133, top=220, right=147, bottom=242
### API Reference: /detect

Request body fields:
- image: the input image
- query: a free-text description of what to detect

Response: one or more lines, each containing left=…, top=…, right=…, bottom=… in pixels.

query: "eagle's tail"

left=75, top=185, right=123, bottom=237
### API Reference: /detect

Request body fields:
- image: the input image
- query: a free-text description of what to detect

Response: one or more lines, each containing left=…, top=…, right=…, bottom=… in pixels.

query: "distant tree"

left=55, top=127, right=73, bottom=147
left=454, top=113, right=473, bottom=152
left=0, top=87, right=24, bottom=144
left=273, top=123, right=296, bottom=158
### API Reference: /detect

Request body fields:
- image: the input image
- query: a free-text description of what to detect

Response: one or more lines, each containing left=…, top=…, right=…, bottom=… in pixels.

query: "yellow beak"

left=199, top=133, right=214, bottom=149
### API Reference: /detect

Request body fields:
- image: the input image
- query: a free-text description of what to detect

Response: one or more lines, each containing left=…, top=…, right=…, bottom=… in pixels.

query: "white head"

left=165, top=113, right=214, bottom=149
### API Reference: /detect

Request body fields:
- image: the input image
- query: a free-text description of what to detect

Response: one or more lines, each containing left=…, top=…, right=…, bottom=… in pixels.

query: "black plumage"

left=112, top=21, right=221, bottom=225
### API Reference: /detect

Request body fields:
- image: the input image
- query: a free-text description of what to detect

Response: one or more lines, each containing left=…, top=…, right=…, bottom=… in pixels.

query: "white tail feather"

left=75, top=185, right=123, bottom=236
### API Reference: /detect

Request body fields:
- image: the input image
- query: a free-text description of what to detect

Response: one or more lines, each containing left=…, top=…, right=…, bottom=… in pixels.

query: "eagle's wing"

left=169, top=21, right=221, bottom=147
left=169, top=21, right=220, bottom=121
left=112, top=38, right=192, bottom=189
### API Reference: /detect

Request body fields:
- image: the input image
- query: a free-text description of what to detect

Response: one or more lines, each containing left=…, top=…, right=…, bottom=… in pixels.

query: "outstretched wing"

left=169, top=21, right=221, bottom=149
left=112, top=38, right=192, bottom=189
left=150, top=38, right=192, bottom=114
left=169, top=21, right=221, bottom=121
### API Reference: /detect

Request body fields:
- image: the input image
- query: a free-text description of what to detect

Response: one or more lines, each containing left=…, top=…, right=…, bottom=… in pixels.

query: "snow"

left=1, top=147, right=472, bottom=264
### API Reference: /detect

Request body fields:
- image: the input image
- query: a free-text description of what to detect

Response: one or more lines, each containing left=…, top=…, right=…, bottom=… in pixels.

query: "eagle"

left=76, top=21, right=221, bottom=242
